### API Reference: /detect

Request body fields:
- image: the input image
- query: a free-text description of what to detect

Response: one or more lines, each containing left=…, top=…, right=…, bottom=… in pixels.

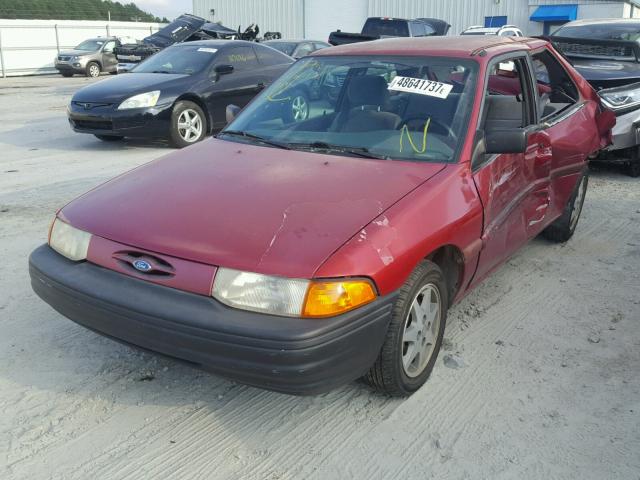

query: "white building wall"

left=193, top=0, right=303, bottom=38
left=0, top=19, right=163, bottom=76
left=304, top=0, right=367, bottom=41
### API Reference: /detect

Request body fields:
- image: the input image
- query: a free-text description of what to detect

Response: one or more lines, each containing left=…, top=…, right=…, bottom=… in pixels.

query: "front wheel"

left=169, top=101, right=207, bottom=148
left=542, top=171, right=588, bottom=243
left=86, top=62, right=101, bottom=78
left=364, top=260, right=448, bottom=396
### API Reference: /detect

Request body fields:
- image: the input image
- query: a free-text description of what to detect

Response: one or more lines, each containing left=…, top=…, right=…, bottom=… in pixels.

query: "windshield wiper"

left=218, top=130, right=291, bottom=150
left=288, top=141, right=390, bottom=160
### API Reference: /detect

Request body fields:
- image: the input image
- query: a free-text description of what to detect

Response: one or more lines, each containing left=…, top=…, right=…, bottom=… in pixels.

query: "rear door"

left=101, top=40, right=118, bottom=72
left=471, top=54, right=553, bottom=283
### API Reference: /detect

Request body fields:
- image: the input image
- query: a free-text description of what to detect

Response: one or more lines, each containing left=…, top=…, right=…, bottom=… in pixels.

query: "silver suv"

left=461, top=25, right=524, bottom=37
left=54, top=37, right=120, bottom=78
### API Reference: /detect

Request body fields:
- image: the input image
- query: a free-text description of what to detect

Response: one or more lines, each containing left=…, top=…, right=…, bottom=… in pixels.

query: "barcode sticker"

left=388, top=76, right=453, bottom=99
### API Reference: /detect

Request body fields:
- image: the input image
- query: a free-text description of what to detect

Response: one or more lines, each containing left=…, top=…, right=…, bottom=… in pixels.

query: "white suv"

left=461, top=25, right=523, bottom=37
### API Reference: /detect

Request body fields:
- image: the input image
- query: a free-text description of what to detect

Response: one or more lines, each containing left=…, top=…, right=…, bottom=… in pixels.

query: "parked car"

left=329, top=17, right=450, bottom=46
left=67, top=40, right=293, bottom=147
left=263, top=39, right=331, bottom=59
left=31, top=36, right=613, bottom=396
left=461, top=25, right=523, bottom=37
left=550, top=19, right=640, bottom=176
left=54, top=37, right=120, bottom=77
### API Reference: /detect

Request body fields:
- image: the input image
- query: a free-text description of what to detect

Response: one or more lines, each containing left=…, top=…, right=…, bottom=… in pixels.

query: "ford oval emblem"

left=133, top=259, right=152, bottom=272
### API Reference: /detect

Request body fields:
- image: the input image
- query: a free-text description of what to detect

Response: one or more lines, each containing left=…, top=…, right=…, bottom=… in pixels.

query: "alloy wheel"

left=291, top=95, right=309, bottom=122
left=88, top=64, right=100, bottom=77
left=401, top=283, right=442, bottom=377
left=177, top=109, right=203, bottom=143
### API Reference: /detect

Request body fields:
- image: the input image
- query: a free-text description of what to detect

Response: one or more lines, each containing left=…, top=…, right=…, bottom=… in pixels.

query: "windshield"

left=75, top=39, right=104, bottom=51
left=266, top=42, right=297, bottom=56
left=223, top=56, right=478, bottom=163
left=554, top=22, right=640, bottom=41
left=362, top=19, right=409, bottom=37
left=133, top=45, right=218, bottom=75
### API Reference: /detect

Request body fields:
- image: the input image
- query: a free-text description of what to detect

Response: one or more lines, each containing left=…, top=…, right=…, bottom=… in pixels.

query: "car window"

left=266, top=42, right=297, bottom=56
left=224, top=46, right=259, bottom=71
left=256, top=44, right=292, bottom=66
left=502, top=30, right=517, bottom=36
left=224, top=55, right=479, bottom=163
left=314, top=42, right=330, bottom=51
left=484, top=58, right=533, bottom=130
left=295, top=43, right=314, bottom=57
left=531, top=49, right=578, bottom=119
left=133, top=44, right=218, bottom=75
left=75, top=39, right=104, bottom=51
left=362, top=19, right=410, bottom=37
left=103, top=41, right=116, bottom=53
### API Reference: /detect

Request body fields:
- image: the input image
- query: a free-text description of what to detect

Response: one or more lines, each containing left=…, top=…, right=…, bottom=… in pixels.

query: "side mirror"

left=215, top=64, right=234, bottom=76
left=484, top=128, right=527, bottom=154
left=226, top=104, right=241, bottom=123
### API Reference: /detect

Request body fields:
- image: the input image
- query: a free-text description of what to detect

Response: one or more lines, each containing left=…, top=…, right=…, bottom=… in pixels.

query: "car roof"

left=312, top=36, right=545, bottom=58
left=172, top=39, right=258, bottom=48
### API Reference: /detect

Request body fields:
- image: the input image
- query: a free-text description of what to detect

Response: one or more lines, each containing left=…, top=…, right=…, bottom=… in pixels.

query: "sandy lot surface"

left=1, top=75, right=639, bottom=480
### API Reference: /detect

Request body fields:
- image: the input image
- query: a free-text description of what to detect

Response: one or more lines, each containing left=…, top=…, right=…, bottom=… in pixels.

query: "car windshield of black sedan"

left=75, top=39, right=104, bottom=51
left=133, top=45, right=218, bottom=75
left=223, top=55, right=478, bottom=162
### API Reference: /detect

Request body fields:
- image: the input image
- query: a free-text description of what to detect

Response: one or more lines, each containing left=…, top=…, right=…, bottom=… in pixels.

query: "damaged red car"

left=30, top=36, right=614, bottom=396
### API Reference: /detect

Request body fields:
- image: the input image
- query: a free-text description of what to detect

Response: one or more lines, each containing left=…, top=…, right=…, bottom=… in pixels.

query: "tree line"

left=0, top=0, right=169, bottom=22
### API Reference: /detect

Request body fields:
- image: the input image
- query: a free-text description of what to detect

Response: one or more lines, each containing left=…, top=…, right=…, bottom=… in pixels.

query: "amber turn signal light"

left=302, top=279, right=377, bottom=318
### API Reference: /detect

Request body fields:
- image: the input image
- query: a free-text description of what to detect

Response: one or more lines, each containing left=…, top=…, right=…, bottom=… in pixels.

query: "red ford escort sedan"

left=30, top=36, right=614, bottom=396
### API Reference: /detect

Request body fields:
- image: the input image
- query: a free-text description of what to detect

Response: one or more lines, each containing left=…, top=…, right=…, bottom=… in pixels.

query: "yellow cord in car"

left=399, top=118, right=431, bottom=154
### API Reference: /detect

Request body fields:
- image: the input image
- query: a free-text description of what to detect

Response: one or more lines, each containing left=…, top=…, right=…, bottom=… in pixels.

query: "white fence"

left=0, top=19, right=166, bottom=77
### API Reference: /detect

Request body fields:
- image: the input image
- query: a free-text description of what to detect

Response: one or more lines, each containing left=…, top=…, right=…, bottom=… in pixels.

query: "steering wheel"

left=400, top=116, right=458, bottom=143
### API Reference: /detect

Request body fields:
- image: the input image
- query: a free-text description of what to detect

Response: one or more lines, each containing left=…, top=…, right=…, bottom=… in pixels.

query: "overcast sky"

left=135, top=0, right=193, bottom=20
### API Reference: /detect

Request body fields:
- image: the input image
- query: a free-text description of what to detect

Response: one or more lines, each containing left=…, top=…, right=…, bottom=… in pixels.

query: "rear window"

left=362, top=19, right=409, bottom=37
left=257, top=44, right=294, bottom=66
left=554, top=22, right=640, bottom=41
left=266, top=42, right=297, bottom=56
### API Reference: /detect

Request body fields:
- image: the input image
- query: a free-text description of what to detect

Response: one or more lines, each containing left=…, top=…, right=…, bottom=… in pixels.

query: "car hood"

left=59, top=49, right=97, bottom=57
left=570, top=58, right=640, bottom=84
left=71, top=73, right=188, bottom=103
left=59, top=138, right=445, bottom=278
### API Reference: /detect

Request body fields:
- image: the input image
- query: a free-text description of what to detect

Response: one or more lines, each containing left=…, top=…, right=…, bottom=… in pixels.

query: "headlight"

left=118, top=90, right=160, bottom=110
left=71, top=55, right=79, bottom=61
left=211, top=267, right=377, bottom=318
left=48, top=218, right=92, bottom=261
left=599, top=82, right=640, bottom=111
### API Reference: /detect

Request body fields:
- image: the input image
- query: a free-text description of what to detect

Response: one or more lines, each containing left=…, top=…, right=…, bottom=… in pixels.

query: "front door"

left=101, top=40, right=118, bottom=72
left=471, top=55, right=553, bottom=284
left=207, top=45, right=263, bottom=130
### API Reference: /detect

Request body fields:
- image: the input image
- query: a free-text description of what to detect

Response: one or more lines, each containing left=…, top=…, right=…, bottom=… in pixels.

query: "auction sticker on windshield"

left=388, top=76, right=453, bottom=99
left=197, top=48, right=218, bottom=53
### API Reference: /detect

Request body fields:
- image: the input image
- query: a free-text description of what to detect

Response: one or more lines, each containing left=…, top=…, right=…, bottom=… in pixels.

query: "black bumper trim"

left=29, top=245, right=395, bottom=394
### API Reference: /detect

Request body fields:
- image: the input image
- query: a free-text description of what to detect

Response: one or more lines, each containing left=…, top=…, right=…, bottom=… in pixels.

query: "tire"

left=542, top=171, right=588, bottom=243
left=284, top=90, right=310, bottom=123
left=109, top=71, right=118, bottom=75
left=364, top=260, right=448, bottom=396
left=169, top=101, right=207, bottom=148
left=628, top=159, right=640, bottom=178
left=86, top=62, right=101, bottom=78
left=94, top=134, right=124, bottom=141
left=61, top=72, right=73, bottom=78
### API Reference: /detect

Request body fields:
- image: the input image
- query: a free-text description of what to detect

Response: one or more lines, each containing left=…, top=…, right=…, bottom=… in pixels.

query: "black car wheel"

left=94, top=134, right=124, bottom=142
left=169, top=101, right=207, bottom=148
left=364, top=260, right=448, bottom=396
left=86, top=62, right=101, bottom=78
left=542, top=171, right=588, bottom=243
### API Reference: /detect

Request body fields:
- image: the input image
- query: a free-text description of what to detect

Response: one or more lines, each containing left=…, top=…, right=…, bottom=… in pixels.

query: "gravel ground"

left=1, top=75, right=639, bottom=480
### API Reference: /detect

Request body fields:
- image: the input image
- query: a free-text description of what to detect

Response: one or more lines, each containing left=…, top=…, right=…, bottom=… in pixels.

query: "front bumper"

left=67, top=101, right=172, bottom=138
left=606, top=107, right=640, bottom=152
left=55, top=61, right=87, bottom=74
left=29, top=245, right=394, bottom=395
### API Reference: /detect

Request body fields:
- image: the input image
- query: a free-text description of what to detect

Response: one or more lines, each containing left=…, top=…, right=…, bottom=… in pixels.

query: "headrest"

left=347, top=75, right=389, bottom=107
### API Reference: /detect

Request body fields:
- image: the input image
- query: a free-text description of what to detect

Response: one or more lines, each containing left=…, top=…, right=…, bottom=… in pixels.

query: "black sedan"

left=68, top=40, right=293, bottom=147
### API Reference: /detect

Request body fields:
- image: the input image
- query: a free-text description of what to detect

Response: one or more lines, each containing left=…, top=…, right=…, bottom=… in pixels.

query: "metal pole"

left=0, top=28, right=6, bottom=78
left=302, top=0, right=306, bottom=39
left=106, top=24, right=110, bottom=36
left=54, top=24, right=60, bottom=53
